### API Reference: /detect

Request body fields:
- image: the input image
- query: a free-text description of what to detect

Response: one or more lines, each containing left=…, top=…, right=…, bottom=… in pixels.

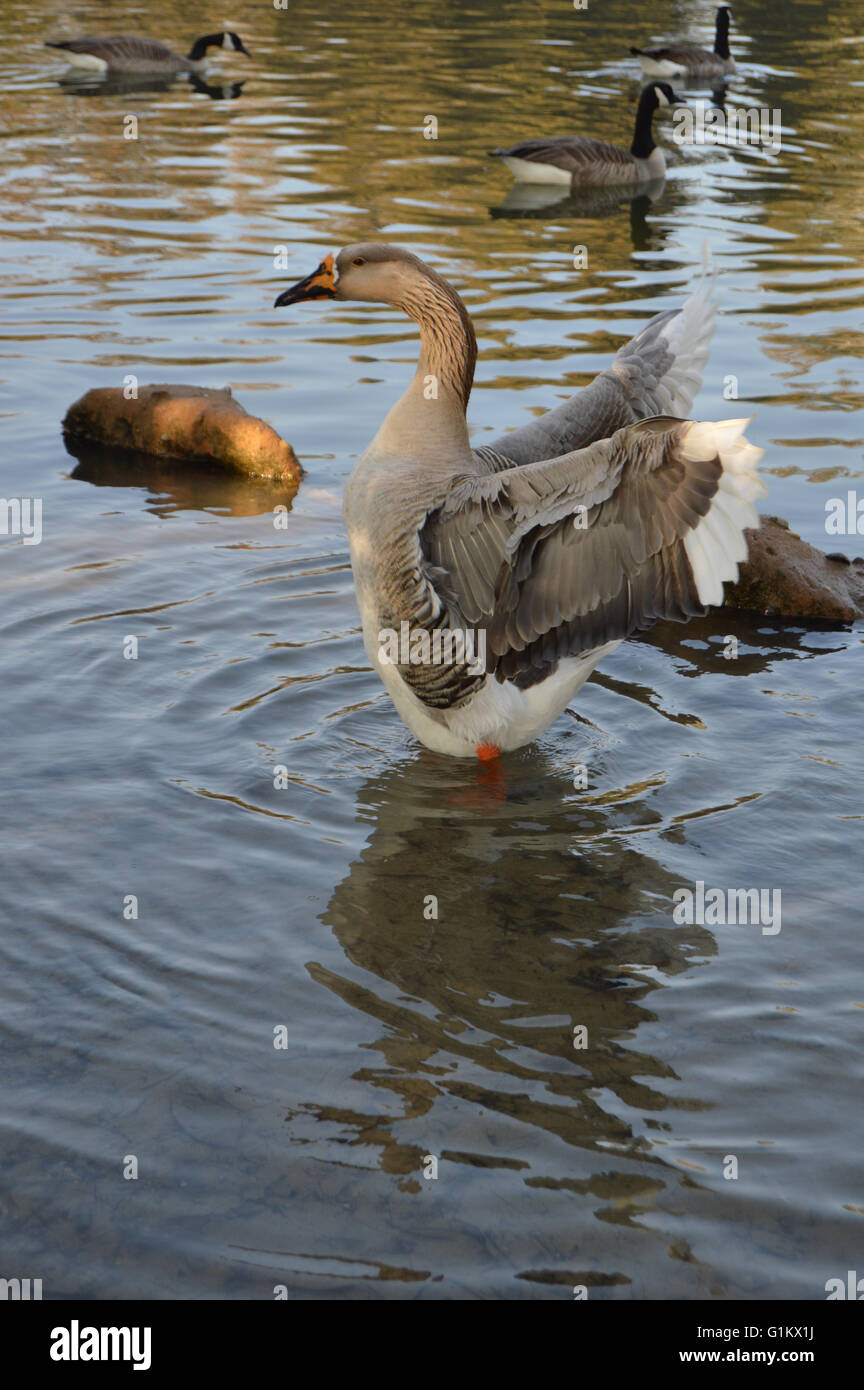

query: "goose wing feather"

left=423, top=417, right=723, bottom=687
left=494, top=135, right=636, bottom=177
left=632, top=43, right=713, bottom=64
left=478, top=280, right=715, bottom=470
left=46, top=35, right=185, bottom=68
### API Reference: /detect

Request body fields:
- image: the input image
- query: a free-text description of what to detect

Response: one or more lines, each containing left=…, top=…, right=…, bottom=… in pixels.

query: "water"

left=1, top=0, right=863, bottom=1300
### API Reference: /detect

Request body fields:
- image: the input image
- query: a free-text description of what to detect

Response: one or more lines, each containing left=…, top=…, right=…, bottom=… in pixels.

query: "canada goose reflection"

left=489, top=179, right=667, bottom=251
left=56, top=70, right=247, bottom=100
left=490, top=175, right=666, bottom=219
left=57, top=69, right=179, bottom=97
left=188, top=75, right=247, bottom=101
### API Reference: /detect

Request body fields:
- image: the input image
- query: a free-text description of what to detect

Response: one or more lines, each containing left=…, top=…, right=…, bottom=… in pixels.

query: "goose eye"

left=352, top=257, right=366, bottom=267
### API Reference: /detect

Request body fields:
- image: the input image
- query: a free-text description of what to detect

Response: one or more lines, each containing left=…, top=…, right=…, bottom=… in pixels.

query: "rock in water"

left=725, top=516, right=864, bottom=620
left=62, top=384, right=301, bottom=486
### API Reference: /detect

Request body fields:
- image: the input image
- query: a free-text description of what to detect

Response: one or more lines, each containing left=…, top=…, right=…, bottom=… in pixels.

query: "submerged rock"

left=62, top=384, right=301, bottom=486
left=726, top=516, right=864, bottom=621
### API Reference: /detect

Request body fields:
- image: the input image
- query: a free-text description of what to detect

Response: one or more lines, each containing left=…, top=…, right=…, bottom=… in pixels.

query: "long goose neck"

left=372, top=271, right=477, bottom=465
left=631, top=92, right=657, bottom=158
left=714, top=10, right=731, bottom=59
left=187, top=33, right=218, bottom=62
left=400, top=272, right=477, bottom=409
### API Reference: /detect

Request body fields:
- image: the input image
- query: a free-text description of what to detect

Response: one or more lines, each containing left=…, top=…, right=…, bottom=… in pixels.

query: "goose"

left=630, top=6, right=736, bottom=80
left=44, top=31, right=250, bottom=76
left=273, top=245, right=765, bottom=759
left=491, top=83, right=685, bottom=187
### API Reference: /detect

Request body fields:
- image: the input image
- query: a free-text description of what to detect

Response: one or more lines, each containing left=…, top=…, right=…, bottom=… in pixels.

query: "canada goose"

left=630, top=6, right=736, bottom=80
left=44, top=31, right=250, bottom=76
left=273, top=245, right=765, bottom=759
left=491, top=83, right=685, bottom=187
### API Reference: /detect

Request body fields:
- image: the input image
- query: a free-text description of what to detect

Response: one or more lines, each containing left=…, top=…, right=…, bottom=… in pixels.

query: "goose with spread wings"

left=274, top=244, right=764, bottom=759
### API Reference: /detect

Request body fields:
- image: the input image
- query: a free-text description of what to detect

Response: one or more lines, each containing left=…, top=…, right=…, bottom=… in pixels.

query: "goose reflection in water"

left=489, top=179, right=668, bottom=253
left=265, top=605, right=844, bottom=1292
left=56, top=71, right=247, bottom=100
left=289, top=750, right=714, bottom=1289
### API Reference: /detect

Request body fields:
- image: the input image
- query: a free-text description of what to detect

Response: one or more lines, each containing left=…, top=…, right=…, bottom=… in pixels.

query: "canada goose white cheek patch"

left=655, top=87, right=670, bottom=107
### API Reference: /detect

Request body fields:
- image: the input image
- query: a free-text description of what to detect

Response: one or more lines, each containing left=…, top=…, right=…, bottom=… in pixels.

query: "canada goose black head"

left=187, top=31, right=251, bottom=62
left=648, top=82, right=686, bottom=112
left=631, top=83, right=686, bottom=159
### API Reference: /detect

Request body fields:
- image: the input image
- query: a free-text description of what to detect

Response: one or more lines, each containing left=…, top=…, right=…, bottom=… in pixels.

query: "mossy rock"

left=62, top=384, right=301, bottom=486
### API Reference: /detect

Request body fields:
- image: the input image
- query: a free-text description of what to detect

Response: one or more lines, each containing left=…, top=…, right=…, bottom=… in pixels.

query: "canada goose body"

left=274, top=245, right=765, bottom=759
left=44, top=31, right=250, bottom=76
left=631, top=6, right=736, bottom=79
left=492, top=84, right=684, bottom=187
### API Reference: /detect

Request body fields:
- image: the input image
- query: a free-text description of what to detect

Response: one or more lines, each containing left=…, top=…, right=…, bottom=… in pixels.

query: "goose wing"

left=46, top=35, right=180, bottom=65
left=475, top=280, right=715, bottom=473
left=421, top=415, right=764, bottom=691
left=631, top=43, right=712, bottom=64
left=494, top=135, right=635, bottom=177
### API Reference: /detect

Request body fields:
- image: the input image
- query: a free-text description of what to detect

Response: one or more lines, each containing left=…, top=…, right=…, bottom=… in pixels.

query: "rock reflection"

left=64, top=436, right=298, bottom=517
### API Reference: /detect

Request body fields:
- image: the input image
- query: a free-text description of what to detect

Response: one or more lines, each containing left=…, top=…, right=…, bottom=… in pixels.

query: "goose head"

left=220, top=31, right=250, bottom=55
left=645, top=82, right=686, bottom=112
left=274, top=244, right=478, bottom=407
left=190, top=30, right=251, bottom=60
left=274, top=243, right=442, bottom=308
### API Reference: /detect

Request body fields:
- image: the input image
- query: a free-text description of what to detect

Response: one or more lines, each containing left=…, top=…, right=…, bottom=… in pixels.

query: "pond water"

left=1, top=0, right=862, bottom=1299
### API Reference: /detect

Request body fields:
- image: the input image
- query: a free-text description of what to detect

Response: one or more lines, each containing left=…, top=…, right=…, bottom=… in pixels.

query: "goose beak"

left=238, top=40, right=252, bottom=57
left=274, top=253, right=337, bottom=307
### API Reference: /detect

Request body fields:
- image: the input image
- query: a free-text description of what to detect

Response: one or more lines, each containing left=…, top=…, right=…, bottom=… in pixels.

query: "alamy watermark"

left=672, top=880, right=781, bottom=935
left=826, top=1270, right=864, bottom=1300
left=0, top=497, right=42, bottom=544
left=0, top=1277, right=42, bottom=1299
left=825, top=491, right=864, bottom=535
left=378, top=620, right=486, bottom=674
left=673, top=107, right=782, bottom=150
left=50, top=1322, right=151, bottom=1370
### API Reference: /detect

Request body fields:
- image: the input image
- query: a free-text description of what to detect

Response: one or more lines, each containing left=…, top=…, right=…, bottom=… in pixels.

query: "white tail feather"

left=681, top=417, right=766, bottom=607
left=653, top=258, right=717, bottom=418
